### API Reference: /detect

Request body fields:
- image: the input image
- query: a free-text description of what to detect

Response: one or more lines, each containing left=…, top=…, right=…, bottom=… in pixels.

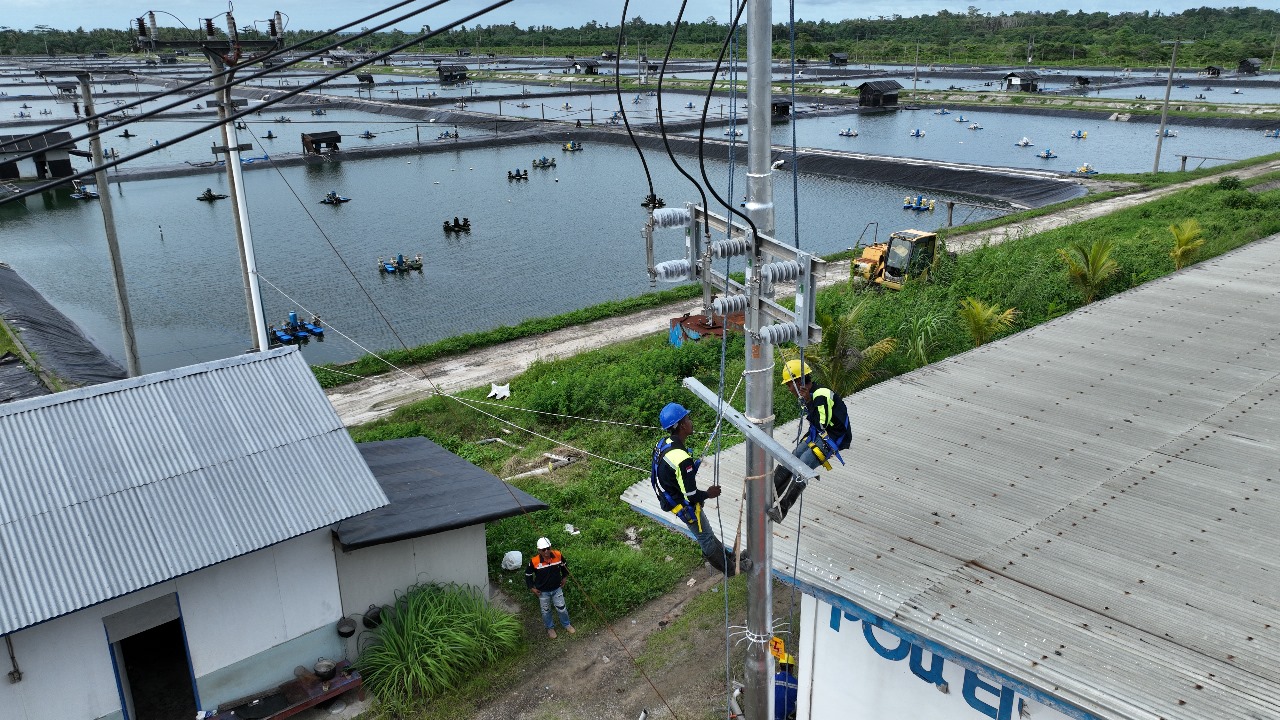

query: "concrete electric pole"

left=642, top=3, right=825, bottom=714
left=1153, top=40, right=1193, bottom=174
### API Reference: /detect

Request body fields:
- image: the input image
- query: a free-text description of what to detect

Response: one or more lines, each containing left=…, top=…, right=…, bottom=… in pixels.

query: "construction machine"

left=850, top=229, right=941, bottom=291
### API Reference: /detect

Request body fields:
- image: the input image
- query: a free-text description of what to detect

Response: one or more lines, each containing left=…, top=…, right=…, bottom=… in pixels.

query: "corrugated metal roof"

left=622, top=234, right=1280, bottom=720
left=0, top=348, right=388, bottom=636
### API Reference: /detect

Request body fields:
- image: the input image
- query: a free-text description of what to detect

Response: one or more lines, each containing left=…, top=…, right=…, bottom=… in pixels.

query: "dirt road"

left=327, top=160, right=1280, bottom=427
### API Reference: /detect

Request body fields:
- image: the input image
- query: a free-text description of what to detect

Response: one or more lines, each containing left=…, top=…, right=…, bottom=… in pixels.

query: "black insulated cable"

left=696, top=0, right=758, bottom=240
left=612, top=0, right=660, bottom=210
left=656, top=0, right=709, bottom=235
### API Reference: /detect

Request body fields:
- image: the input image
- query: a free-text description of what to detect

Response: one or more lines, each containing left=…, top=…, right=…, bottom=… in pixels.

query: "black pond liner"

left=0, top=264, right=126, bottom=389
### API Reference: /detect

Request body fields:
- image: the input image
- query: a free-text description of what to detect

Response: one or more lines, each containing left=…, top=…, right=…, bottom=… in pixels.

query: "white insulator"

left=652, top=259, right=691, bottom=281
left=710, top=237, right=750, bottom=259
left=759, top=261, right=802, bottom=284
left=652, top=208, right=692, bottom=228
left=712, top=294, right=748, bottom=315
left=759, top=323, right=801, bottom=345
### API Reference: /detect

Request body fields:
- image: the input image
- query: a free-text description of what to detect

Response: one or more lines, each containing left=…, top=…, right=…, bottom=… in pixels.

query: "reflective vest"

left=808, top=387, right=849, bottom=449
left=650, top=437, right=698, bottom=525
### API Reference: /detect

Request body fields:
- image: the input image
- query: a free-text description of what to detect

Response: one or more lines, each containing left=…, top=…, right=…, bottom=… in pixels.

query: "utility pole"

left=642, top=4, right=822, bottom=714
left=1154, top=40, right=1192, bottom=174
left=742, top=0, right=777, bottom=715
left=74, top=71, right=140, bottom=376
left=203, top=15, right=271, bottom=352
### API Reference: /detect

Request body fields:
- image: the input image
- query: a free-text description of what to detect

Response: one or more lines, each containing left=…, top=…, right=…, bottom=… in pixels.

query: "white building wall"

left=796, top=594, right=1078, bottom=720
left=0, top=529, right=341, bottom=720
left=334, top=525, right=489, bottom=621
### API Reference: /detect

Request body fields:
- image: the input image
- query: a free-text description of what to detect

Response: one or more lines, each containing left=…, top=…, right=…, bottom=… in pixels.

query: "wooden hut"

left=1238, top=58, right=1263, bottom=75
left=857, top=80, right=902, bottom=108
left=1003, top=70, right=1041, bottom=92
left=570, top=59, right=600, bottom=75
left=1202, top=65, right=1222, bottom=77
left=829, top=52, right=849, bottom=66
left=438, top=64, right=467, bottom=84
left=300, top=131, right=342, bottom=155
left=0, top=132, right=78, bottom=180
left=771, top=99, right=793, bottom=120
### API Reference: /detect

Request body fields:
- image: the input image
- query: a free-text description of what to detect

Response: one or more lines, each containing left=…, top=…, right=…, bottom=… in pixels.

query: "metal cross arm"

left=682, top=378, right=819, bottom=484
left=701, top=267, right=822, bottom=346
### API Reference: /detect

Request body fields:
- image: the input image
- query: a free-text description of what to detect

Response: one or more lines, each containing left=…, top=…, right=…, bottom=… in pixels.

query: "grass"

left=0, top=318, right=20, bottom=358
left=355, top=582, right=523, bottom=717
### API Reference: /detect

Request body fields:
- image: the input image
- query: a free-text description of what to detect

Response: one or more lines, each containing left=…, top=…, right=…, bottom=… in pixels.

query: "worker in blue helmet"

left=650, top=402, right=751, bottom=576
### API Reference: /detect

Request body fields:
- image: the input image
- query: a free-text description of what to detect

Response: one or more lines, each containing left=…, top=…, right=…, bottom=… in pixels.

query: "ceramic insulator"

left=758, top=323, right=802, bottom=345
left=712, top=294, right=748, bottom=315
left=652, top=208, right=692, bottom=228
left=653, top=259, right=691, bottom=281
left=710, top=237, right=750, bottom=259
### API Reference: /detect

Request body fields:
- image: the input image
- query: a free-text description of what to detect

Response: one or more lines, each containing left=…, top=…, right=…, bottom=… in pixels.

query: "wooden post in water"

left=1180, top=156, right=1188, bottom=172
left=947, top=201, right=955, bottom=227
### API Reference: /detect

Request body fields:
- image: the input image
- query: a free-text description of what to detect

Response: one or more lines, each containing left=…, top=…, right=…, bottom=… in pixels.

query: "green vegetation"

left=956, top=297, right=1019, bottom=347
left=8, top=8, right=1279, bottom=70
left=0, top=318, right=20, bottom=358
left=1168, top=218, right=1205, bottom=270
left=1057, top=237, right=1120, bottom=303
left=355, top=582, right=522, bottom=714
left=312, top=284, right=702, bottom=388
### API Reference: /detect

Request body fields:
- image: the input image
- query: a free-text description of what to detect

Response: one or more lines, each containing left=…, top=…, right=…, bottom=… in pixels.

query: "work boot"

left=565, top=625, right=576, bottom=635
left=547, top=628, right=557, bottom=639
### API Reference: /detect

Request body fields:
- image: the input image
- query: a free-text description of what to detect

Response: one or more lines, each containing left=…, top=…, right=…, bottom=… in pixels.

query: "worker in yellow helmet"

left=770, top=360, right=851, bottom=523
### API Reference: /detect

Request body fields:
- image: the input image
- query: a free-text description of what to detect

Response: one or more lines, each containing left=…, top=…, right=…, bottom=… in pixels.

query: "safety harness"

left=807, top=387, right=849, bottom=468
left=650, top=437, right=700, bottom=528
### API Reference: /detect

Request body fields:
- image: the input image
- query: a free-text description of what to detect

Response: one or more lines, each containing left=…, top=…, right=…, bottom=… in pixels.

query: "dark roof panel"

left=858, top=80, right=903, bottom=93
left=336, top=437, right=548, bottom=550
left=0, top=132, right=75, bottom=154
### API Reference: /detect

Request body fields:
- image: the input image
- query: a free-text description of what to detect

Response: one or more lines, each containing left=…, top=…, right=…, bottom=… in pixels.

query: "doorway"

left=117, top=619, right=197, bottom=720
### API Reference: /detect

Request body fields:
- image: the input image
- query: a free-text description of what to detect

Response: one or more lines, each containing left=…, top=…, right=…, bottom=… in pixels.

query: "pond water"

left=0, top=142, right=1000, bottom=372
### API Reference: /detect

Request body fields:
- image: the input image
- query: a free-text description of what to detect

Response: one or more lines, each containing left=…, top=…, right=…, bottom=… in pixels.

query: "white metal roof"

left=0, top=347, right=388, bottom=636
left=623, top=234, right=1280, bottom=720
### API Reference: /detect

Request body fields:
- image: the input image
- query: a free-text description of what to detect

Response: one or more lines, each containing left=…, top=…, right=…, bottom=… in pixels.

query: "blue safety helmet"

left=659, top=402, right=690, bottom=430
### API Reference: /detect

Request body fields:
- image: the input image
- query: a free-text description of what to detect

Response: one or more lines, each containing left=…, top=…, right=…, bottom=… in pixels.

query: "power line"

left=1, top=0, right=516, bottom=201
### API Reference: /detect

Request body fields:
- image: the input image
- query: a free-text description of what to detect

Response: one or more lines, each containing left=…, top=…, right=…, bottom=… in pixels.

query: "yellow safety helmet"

left=781, top=359, right=812, bottom=384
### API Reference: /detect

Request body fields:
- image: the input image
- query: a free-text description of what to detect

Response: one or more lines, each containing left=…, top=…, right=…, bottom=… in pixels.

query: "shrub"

left=1217, top=176, right=1242, bottom=191
left=356, top=583, right=521, bottom=710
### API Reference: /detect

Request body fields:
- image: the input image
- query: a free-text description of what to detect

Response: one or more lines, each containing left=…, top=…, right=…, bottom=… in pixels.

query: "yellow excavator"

left=851, top=229, right=942, bottom=291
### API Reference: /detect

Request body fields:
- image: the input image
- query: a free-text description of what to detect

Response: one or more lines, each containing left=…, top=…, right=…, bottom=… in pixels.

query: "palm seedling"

left=900, top=311, right=944, bottom=370
left=1057, top=237, right=1119, bottom=304
left=783, top=301, right=897, bottom=396
left=1168, top=219, right=1204, bottom=270
left=957, top=297, right=1018, bottom=348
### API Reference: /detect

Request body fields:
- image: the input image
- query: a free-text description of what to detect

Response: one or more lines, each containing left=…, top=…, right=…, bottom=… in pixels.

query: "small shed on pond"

left=456, top=48, right=471, bottom=57
left=438, top=64, right=467, bottom=83
left=1238, top=58, right=1263, bottom=75
left=355, top=72, right=374, bottom=84
left=54, top=83, right=78, bottom=97
left=570, top=59, right=600, bottom=75
left=0, top=132, right=77, bottom=180
left=1203, top=65, right=1222, bottom=77
left=771, top=98, right=793, bottom=120
left=857, top=79, right=902, bottom=108
left=1074, top=75, right=1091, bottom=87
left=158, top=53, right=177, bottom=64
left=829, top=52, right=848, bottom=66
left=1003, top=70, right=1040, bottom=92
left=600, top=50, right=617, bottom=60
left=301, top=131, right=341, bottom=155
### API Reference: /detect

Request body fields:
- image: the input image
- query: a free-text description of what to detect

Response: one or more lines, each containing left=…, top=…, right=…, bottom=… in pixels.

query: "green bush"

left=1217, top=176, right=1243, bottom=191
left=356, top=583, right=521, bottom=711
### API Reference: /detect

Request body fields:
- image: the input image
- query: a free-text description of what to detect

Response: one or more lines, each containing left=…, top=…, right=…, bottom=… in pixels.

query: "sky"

left=2, top=0, right=1258, bottom=34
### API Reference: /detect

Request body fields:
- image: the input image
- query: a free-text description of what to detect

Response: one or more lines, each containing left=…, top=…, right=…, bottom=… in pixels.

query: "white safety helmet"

left=536, top=537, right=552, bottom=550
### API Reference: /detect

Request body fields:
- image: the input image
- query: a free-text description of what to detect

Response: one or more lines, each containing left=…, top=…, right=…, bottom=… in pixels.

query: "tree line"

left=2, top=7, right=1276, bottom=69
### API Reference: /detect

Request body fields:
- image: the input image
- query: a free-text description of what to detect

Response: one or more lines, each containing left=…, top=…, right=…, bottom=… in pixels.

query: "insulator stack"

left=712, top=294, right=748, bottom=315
left=758, top=261, right=802, bottom=284
left=652, top=208, right=691, bottom=229
left=710, top=237, right=749, bottom=259
left=204, top=18, right=217, bottom=39
left=653, top=259, right=692, bottom=281
left=758, top=323, right=802, bottom=345
left=136, top=18, right=148, bottom=38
